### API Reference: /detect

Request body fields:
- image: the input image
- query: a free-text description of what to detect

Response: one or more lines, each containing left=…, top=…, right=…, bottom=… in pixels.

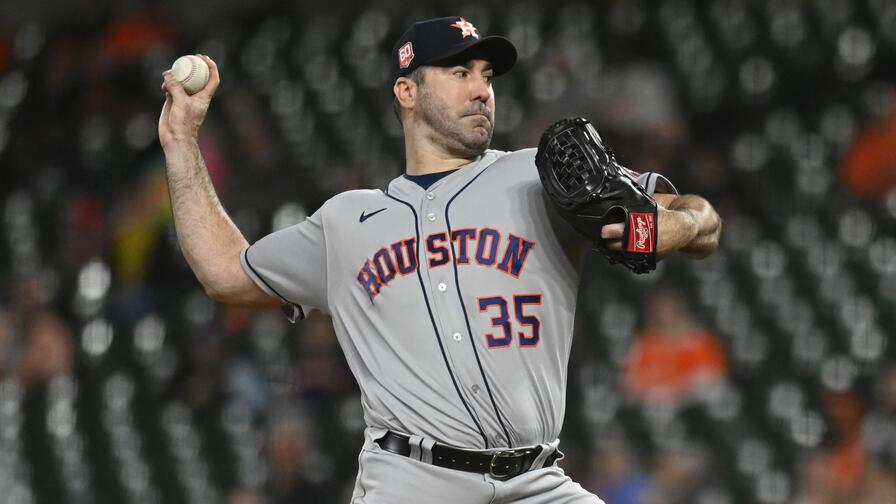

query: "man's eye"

left=454, top=70, right=467, bottom=78
left=484, top=75, right=494, bottom=83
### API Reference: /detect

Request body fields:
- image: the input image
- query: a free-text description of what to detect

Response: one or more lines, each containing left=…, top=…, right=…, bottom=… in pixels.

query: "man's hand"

left=598, top=210, right=693, bottom=257
left=158, top=54, right=220, bottom=150
left=601, top=194, right=721, bottom=260
left=600, top=223, right=625, bottom=251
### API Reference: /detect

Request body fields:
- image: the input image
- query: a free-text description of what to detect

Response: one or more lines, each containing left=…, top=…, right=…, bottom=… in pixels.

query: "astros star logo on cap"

left=450, top=17, right=480, bottom=39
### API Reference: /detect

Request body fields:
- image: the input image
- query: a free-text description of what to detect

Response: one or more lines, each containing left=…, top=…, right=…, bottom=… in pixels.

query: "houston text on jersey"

left=356, top=227, right=536, bottom=302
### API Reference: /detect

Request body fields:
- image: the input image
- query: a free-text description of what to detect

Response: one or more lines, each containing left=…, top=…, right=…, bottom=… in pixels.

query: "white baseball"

left=170, top=55, right=210, bottom=95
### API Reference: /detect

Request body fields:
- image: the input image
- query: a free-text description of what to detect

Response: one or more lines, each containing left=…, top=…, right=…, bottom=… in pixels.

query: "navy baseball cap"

left=390, top=16, right=518, bottom=83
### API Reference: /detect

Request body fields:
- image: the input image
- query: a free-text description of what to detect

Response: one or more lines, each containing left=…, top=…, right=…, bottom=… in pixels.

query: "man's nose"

left=469, top=75, right=490, bottom=103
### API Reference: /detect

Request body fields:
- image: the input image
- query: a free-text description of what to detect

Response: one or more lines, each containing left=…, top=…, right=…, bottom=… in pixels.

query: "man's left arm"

left=654, top=193, right=721, bottom=259
left=600, top=193, right=721, bottom=260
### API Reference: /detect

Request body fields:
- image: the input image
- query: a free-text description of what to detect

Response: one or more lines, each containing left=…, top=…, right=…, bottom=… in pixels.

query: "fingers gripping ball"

left=170, top=55, right=210, bottom=95
left=535, top=117, right=659, bottom=274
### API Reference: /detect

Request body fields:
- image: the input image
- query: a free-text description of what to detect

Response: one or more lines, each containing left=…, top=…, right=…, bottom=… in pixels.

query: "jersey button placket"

left=421, top=190, right=490, bottom=435
left=421, top=193, right=471, bottom=401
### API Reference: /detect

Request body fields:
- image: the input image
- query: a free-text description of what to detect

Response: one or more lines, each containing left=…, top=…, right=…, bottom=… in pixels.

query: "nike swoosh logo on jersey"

left=360, top=208, right=387, bottom=222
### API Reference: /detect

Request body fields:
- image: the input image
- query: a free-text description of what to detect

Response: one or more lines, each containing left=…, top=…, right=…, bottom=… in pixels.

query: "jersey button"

left=471, top=384, right=480, bottom=393
left=427, top=212, right=436, bottom=221
left=437, top=283, right=447, bottom=292
left=426, top=192, right=435, bottom=200
left=452, top=332, right=462, bottom=341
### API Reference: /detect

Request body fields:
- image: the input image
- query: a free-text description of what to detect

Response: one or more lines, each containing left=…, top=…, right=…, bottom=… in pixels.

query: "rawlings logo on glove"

left=535, top=117, right=659, bottom=274
left=629, top=212, right=655, bottom=253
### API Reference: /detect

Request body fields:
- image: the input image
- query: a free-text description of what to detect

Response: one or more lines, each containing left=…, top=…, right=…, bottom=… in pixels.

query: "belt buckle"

left=489, top=449, right=526, bottom=480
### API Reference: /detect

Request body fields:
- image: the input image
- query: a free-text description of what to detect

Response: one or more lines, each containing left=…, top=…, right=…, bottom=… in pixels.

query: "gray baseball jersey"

left=240, top=148, right=674, bottom=450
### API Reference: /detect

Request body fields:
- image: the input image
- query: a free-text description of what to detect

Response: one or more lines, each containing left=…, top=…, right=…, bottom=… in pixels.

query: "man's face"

left=414, top=58, right=496, bottom=158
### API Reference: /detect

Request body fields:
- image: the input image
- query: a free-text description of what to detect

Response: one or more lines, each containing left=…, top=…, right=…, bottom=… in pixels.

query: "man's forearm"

left=663, top=194, right=721, bottom=258
left=163, top=140, right=248, bottom=293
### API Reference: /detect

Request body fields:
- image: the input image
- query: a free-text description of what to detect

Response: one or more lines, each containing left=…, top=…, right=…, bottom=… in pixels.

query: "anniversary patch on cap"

left=398, top=41, right=414, bottom=69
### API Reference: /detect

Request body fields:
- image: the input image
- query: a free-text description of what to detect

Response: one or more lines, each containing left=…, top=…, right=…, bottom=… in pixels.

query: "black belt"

left=374, top=431, right=560, bottom=480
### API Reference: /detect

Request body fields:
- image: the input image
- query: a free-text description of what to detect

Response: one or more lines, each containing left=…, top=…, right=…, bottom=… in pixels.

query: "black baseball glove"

left=535, top=117, right=660, bottom=274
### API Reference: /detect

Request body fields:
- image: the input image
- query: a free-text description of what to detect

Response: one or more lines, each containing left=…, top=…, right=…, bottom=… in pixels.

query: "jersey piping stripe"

left=243, top=247, right=306, bottom=320
left=495, top=405, right=516, bottom=446
left=444, top=165, right=513, bottom=447
left=384, top=193, right=490, bottom=449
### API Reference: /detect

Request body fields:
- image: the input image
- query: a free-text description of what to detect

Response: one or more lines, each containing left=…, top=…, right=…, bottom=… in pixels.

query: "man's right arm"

left=159, top=55, right=280, bottom=307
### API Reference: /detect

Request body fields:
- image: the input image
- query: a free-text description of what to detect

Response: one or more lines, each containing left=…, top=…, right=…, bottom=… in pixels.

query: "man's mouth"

left=465, top=112, right=491, bottom=123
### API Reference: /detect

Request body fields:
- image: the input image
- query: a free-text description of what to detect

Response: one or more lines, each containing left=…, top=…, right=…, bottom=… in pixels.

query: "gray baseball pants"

left=350, top=428, right=605, bottom=504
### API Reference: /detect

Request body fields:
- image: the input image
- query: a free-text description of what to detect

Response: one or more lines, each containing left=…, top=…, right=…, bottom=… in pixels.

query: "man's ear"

left=394, top=77, right=417, bottom=110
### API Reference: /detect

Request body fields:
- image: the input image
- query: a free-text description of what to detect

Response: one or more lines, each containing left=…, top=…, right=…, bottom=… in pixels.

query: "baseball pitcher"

left=158, top=16, right=722, bottom=504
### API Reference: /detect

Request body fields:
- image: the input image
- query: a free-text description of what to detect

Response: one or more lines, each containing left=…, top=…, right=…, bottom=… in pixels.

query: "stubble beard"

left=417, top=86, right=494, bottom=159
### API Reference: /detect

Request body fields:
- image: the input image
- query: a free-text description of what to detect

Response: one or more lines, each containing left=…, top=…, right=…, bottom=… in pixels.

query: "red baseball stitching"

left=180, top=56, right=200, bottom=90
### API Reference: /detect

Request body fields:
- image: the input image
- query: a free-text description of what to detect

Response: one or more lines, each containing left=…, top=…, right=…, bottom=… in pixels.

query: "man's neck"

left=403, top=128, right=479, bottom=176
